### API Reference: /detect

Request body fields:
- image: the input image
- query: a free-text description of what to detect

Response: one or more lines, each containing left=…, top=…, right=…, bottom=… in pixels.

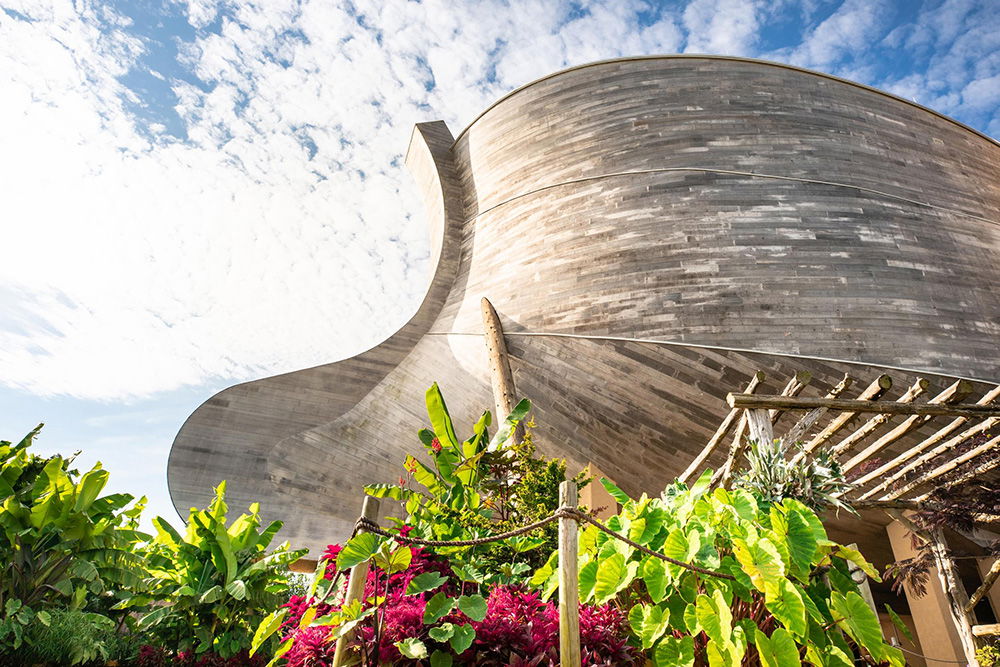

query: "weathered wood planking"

left=167, top=57, right=1000, bottom=554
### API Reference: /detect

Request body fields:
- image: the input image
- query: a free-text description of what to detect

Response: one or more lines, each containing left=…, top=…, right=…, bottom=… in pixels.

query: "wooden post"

left=481, top=297, right=524, bottom=441
left=928, top=529, right=980, bottom=663
left=332, top=496, right=380, bottom=667
left=559, top=481, right=581, bottom=667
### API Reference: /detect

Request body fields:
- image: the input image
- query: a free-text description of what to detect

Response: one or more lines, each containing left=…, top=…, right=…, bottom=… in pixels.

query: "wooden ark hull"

left=167, top=56, right=1000, bottom=555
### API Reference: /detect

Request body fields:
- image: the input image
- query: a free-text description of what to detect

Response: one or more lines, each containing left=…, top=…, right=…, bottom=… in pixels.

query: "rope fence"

left=354, top=508, right=734, bottom=581
left=332, top=481, right=737, bottom=667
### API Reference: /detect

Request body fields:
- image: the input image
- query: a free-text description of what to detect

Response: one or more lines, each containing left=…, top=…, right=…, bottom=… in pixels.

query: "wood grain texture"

left=167, top=57, right=1000, bottom=555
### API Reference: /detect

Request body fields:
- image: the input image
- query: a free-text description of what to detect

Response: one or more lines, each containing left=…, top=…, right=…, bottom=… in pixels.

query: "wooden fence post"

left=332, top=496, right=380, bottom=667
left=559, top=481, right=581, bottom=667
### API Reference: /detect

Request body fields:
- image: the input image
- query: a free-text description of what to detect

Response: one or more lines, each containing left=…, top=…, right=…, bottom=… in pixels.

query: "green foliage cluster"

left=734, top=436, right=854, bottom=515
left=365, top=383, right=583, bottom=585
left=118, top=481, right=307, bottom=658
left=0, top=425, right=303, bottom=665
left=531, top=474, right=904, bottom=667
left=0, top=425, right=147, bottom=658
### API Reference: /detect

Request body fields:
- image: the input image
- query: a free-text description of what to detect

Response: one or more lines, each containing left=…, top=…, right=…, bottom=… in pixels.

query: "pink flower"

left=431, top=438, right=442, bottom=453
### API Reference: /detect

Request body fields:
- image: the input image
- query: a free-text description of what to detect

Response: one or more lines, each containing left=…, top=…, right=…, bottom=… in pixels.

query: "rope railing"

left=333, top=481, right=736, bottom=667
left=353, top=505, right=734, bottom=581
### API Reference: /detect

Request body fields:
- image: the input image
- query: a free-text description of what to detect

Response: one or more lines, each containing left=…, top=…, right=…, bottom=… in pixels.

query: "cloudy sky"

left=1, top=0, right=998, bottom=526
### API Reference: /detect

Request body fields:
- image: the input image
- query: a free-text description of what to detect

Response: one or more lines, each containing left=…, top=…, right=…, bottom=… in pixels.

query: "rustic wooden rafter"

left=841, top=379, right=972, bottom=472
left=799, top=374, right=892, bottom=456
left=679, top=371, right=765, bottom=483
left=827, top=378, right=928, bottom=460
left=851, top=385, right=1000, bottom=491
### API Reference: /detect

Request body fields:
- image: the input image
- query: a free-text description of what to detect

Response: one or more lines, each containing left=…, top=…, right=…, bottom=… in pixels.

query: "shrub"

left=117, top=482, right=307, bottom=658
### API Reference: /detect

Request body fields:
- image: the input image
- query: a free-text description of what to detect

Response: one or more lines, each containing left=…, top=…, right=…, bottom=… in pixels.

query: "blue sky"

left=1, top=0, right=998, bottom=527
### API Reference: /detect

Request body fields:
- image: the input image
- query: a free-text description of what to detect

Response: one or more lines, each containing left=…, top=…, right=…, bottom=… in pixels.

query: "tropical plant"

left=117, top=481, right=307, bottom=659
left=734, top=436, right=855, bottom=514
left=0, top=425, right=147, bottom=622
left=365, top=383, right=585, bottom=582
left=531, top=474, right=904, bottom=667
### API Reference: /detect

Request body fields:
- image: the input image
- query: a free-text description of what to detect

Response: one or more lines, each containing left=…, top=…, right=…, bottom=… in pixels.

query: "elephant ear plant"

left=532, top=474, right=905, bottom=667
left=116, top=481, right=307, bottom=659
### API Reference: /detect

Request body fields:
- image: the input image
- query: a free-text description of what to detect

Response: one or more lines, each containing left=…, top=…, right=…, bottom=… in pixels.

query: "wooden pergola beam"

left=966, top=558, right=1000, bottom=614
left=783, top=374, right=852, bottom=452
left=726, top=390, right=1000, bottom=417
left=886, top=433, right=1000, bottom=500
left=850, top=384, right=1000, bottom=491
left=856, top=415, right=998, bottom=501
left=714, top=371, right=810, bottom=487
left=680, top=371, right=765, bottom=484
left=800, top=374, right=892, bottom=455
left=828, top=379, right=927, bottom=460
left=856, top=498, right=1000, bottom=525
left=842, top=380, right=972, bottom=472
left=769, top=371, right=812, bottom=424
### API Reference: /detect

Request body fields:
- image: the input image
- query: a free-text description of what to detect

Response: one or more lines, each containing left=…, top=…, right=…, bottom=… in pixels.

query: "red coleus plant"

left=278, top=544, right=640, bottom=667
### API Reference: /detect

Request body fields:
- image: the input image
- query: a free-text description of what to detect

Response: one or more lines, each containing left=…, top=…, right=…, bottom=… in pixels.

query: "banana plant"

left=120, top=481, right=306, bottom=658
left=0, top=425, right=148, bottom=615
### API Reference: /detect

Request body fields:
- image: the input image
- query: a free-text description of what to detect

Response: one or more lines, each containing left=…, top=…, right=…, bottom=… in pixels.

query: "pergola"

left=681, top=371, right=1000, bottom=664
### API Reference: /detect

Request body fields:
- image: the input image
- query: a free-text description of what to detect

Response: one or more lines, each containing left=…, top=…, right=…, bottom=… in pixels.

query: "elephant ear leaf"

left=831, top=591, right=886, bottom=660
left=755, top=628, right=800, bottom=667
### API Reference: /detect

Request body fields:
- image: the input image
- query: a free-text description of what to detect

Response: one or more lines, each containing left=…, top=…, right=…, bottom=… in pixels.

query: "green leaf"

left=74, top=467, right=109, bottom=513
left=764, top=578, right=807, bottom=637
left=428, top=623, right=456, bottom=642
left=449, top=623, right=475, bottom=653
left=695, top=591, right=732, bottom=646
left=430, top=650, right=454, bottom=667
left=251, top=609, right=288, bottom=656
left=594, top=552, right=631, bottom=605
left=266, top=638, right=293, bottom=667
left=457, top=595, right=487, bottom=622
left=424, top=592, right=456, bottom=623
left=396, top=637, right=429, bottom=659
left=599, top=477, right=631, bottom=505
left=835, top=545, right=880, bottom=581
left=225, top=579, right=247, bottom=600
left=337, top=532, right=382, bottom=570
left=406, top=571, right=448, bottom=595
left=642, top=557, right=669, bottom=603
left=755, top=628, right=801, bottom=667
left=487, top=398, right=531, bottom=451
left=426, top=383, right=460, bottom=450
left=733, top=536, right=785, bottom=591
left=35, top=610, right=51, bottom=627
left=578, top=559, right=599, bottom=602
left=632, top=604, right=670, bottom=649
left=374, top=545, right=413, bottom=574
left=654, top=635, right=694, bottom=667
left=830, top=591, right=885, bottom=659
left=199, top=585, right=224, bottom=603
left=883, top=604, right=915, bottom=644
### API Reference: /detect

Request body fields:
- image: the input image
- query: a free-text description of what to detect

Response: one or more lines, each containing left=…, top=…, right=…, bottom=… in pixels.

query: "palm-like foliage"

left=119, top=482, right=306, bottom=658
left=734, top=436, right=856, bottom=514
left=0, top=425, right=148, bottom=614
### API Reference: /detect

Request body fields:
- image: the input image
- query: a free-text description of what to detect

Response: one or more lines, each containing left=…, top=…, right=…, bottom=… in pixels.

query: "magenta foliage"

left=468, top=586, right=640, bottom=666
left=281, top=544, right=640, bottom=666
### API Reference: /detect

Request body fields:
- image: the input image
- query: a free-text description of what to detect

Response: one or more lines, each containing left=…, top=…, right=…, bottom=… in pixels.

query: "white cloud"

left=0, top=0, right=684, bottom=400
left=783, top=0, right=890, bottom=69
left=682, top=0, right=762, bottom=56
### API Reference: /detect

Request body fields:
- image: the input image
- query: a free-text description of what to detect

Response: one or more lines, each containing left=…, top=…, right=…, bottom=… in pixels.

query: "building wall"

left=167, top=57, right=1000, bottom=554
